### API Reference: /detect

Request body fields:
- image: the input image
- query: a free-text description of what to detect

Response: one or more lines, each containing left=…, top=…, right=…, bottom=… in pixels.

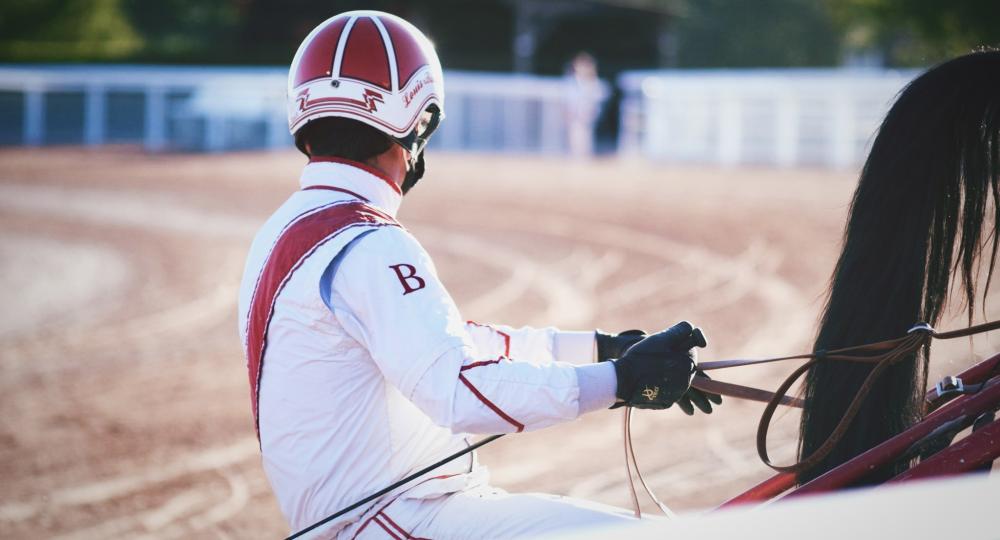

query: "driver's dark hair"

left=295, top=117, right=393, bottom=161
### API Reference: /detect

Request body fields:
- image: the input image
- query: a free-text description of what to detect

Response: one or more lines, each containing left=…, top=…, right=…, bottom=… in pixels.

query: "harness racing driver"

left=238, top=10, right=721, bottom=539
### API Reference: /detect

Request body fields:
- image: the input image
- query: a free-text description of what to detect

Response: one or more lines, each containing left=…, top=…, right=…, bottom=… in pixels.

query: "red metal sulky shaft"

left=789, top=377, right=1000, bottom=497
left=718, top=354, right=1000, bottom=508
left=717, top=472, right=796, bottom=508
left=886, top=418, right=1000, bottom=483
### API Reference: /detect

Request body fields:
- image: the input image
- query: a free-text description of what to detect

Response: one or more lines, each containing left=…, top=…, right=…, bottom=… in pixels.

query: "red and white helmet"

left=287, top=11, right=444, bottom=156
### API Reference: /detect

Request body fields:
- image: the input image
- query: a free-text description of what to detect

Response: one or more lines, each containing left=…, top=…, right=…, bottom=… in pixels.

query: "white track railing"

left=0, top=65, right=923, bottom=167
left=619, top=68, right=920, bottom=168
left=0, top=65, right=607, bottom=155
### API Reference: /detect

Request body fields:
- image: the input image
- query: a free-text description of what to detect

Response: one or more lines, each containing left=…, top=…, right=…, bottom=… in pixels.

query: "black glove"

left=610, top=321, right=705, bottom=410
left=674, top=371, right=723, bottom=415
left=595, top=329, right=646, bottom=361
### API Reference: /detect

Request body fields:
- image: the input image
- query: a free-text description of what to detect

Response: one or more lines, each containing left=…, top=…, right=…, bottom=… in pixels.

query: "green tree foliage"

left=123, top=0, right=239, bottom=63
left=827, top=0, right=1000, bottom=66
left=673, top=0, right=842, bottom=68
left=3, top=0, right=993, bottom=68
left=221, top=0, right=431, bottom=66
left=0, top=0, right=143, bottom=61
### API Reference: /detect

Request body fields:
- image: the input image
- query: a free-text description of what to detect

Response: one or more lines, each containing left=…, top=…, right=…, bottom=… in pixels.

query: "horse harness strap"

left=620, top=318, right=1000, bottom=518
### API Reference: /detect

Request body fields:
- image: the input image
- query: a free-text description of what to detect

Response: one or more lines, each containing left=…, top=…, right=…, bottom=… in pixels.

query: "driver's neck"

left=364, top=145, right=408, bottom=190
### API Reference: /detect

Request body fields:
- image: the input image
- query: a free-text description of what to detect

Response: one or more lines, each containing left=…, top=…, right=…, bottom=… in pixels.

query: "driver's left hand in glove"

left=600, top=324, right=721, bottom=414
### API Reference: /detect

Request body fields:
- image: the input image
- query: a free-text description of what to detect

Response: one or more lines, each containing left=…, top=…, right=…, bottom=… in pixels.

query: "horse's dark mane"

left=799, top=50, right=1000, bottom=485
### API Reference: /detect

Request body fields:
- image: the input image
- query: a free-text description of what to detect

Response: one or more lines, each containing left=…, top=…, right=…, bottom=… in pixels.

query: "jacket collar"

left=299, top=157, right=403, bottom=217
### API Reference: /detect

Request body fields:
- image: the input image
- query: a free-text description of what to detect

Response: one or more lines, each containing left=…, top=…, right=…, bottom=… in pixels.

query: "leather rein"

left=622, top=318, right=1000, bottom=519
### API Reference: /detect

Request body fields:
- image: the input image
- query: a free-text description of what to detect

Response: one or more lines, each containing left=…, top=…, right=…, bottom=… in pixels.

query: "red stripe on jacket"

left=244, top=200, right=399, bottom=438
left=461, top=323, right=522, bottom=431
left=373, top=516, right=403, bottom=539
left=458, top=373, right=525, bottom=433
left=350, top=475, right=457, bottom=539
left=466, top=320, right=511, bottom=357
left=379, top=511, right=431, bottom=540
left=460, top=357, right=505, bottom=370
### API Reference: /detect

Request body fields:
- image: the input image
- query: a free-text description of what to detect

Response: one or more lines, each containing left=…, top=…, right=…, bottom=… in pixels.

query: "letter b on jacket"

left=389, top=263, right=426, bottom=295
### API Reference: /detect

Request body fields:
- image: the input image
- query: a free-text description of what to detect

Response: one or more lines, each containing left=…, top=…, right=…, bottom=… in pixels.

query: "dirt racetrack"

left=0, top=147, right=996, bottom=539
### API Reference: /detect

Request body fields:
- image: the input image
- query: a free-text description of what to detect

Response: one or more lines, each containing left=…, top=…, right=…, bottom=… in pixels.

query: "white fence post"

left=24, top=86, right=44, bottom=146
left=206, top=115, right=226, bottom=153
left=267, top=110, right=287, bottom=150
left=829, top=94, right=856, bottom=168
left=774, top=92, right=799, bottom=167
left=84, top=84, right=106, bottom=146
left=717, top=94, right=742, bottom=166
left=437, top=95, right=461, bottom=151
left=540, top=96, right=562, bottom=154
left=144, top=86, right=167, bottom=151
left=470, top=94, right=492, bottom=150
left=619, top=69, right=916, bottom=168
left=505, top=97, right=528, bottom=152
left=642, top=90, right=670, bottom=160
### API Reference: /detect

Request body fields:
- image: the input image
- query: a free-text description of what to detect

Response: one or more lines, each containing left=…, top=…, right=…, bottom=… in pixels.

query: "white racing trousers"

left=338, top=485, right=637, bottom=539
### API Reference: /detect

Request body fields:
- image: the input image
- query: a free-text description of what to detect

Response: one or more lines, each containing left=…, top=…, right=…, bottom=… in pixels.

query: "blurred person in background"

left=564, top=52, right=603, bottom=158
left=239, top=10, right=720, bottom=539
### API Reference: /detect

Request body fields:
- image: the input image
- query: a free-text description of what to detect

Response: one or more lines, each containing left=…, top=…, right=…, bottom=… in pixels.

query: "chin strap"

left=400, top=152, right=425, bottom=195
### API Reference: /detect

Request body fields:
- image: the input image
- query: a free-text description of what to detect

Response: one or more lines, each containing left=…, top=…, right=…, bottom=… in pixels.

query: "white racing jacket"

left=238, top=159, right=602, bottom=535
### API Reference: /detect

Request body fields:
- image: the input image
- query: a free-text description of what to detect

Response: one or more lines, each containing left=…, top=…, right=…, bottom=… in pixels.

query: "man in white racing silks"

left=238, top=11, right=721, bottom=539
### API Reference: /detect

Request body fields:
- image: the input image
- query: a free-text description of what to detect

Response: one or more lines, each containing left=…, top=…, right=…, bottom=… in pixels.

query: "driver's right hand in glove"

left=610, top=321, right=706, bottom=410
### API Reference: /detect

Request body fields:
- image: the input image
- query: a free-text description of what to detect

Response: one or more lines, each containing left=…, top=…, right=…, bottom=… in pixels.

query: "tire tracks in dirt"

left=0, top=182, right=264, bottom=536
left=0, top=184, right=249, bottom=380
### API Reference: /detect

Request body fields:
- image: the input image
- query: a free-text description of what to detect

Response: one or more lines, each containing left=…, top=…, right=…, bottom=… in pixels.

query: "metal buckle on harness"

left=908, top=322, right=934, bottom=334
left=934, top=375, right=965, bottom=399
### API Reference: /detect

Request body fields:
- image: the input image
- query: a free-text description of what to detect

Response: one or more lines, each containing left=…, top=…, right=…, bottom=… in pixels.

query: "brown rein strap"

left=692, top=377, right=804, bottom=408
left=622, top=319, right=1000, bottom=518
